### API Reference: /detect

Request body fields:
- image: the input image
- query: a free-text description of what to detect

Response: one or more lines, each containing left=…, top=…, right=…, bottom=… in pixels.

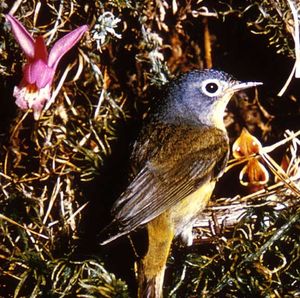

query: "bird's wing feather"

left=109, top=123, right=229, bottom=236
left=114, top=158, right=213, bottom=228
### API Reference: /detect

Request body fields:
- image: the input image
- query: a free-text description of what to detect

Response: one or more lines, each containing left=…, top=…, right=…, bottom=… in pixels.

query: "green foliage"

left=248, top=1, right=297, bottom=58
left=168, top=204, right=300, bottom=297
left=0, top=0, right=300, bottom=297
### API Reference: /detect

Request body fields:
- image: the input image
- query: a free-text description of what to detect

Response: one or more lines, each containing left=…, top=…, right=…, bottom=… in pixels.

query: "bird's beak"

left=230, top=81, right=263, bottom=92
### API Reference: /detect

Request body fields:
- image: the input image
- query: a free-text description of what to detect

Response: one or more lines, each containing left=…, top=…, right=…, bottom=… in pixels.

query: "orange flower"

left=232, top=128, right=262, bottom=158
left=239, top=158, right=269, bottom=186
left=232, top=128, right=269, bottom=190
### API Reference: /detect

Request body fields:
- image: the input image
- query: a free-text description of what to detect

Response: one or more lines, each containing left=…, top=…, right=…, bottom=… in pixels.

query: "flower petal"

left=239, top=158, right=269, bottom=186
left=34, top=36, right=48, bottom=61
left=13, top=82, right=51, bottom=119
left=48, top=25, right=88, bottom=70
left=232, top=128, right=262, bottom=158
left=31, top=89, right=50, bottom=120
left=6, top=14, right=35, bottom=60
left=13, top=85, right=29, bottom=110
left=23, top=60, right=54, bottom=88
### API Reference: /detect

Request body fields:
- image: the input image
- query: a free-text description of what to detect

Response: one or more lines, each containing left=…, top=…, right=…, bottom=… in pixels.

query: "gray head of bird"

left=154, top=69, right=263, bottom=131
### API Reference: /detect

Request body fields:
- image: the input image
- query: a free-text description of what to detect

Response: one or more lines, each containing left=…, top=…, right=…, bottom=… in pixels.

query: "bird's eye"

left=201, top=79, right=222, bottom=97
left=205, top=82, right=218, bottom=93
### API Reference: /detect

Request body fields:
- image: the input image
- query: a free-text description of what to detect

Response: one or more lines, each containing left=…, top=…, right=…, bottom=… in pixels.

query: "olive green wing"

left=100, top=124, right=228, bottom=244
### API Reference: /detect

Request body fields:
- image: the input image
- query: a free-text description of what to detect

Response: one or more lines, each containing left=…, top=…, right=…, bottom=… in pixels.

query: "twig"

left=43, top=63, right=74, bottom=112
left=43, top=177, right=61, bottom=225
left=0, top=213, right=48, bottom=239
left=33, top=2, right=42, bottom=28
left=260, top=151, right=300, bottom=196
left=45, top=0, right=64, bottom=45
left=203, top=17, right=212, bottom=69
left=277, top=62, right=296, bottom=96
left=8, top=0, right=23, bottom=15
left=262, top=129, right=300, bottom=153
left=66, top=201, right=89, bottom=224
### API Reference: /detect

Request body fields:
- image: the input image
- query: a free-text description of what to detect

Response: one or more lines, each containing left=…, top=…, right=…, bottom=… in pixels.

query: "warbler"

left=100, top=69, right=262, bottom=297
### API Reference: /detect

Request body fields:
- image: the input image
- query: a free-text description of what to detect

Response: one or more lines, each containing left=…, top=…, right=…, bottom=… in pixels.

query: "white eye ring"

left=201, top=79, right=223, bottom=97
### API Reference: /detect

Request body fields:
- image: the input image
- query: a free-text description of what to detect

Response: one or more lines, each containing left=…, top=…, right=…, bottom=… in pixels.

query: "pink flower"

left=6, top=14, right=88, bottom=119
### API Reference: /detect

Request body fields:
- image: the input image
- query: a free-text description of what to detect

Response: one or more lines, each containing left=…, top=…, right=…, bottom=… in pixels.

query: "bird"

left=99, top=69, right=262, bottom=298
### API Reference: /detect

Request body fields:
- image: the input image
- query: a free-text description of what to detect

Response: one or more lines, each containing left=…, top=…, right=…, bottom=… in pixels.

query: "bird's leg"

left=138, top=212, right=174, bottom=298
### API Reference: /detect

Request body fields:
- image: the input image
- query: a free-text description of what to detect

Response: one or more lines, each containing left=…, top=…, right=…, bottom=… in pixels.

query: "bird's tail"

left=137, top=213, right=174, bottom=298
left=138, top=262, right=166, bottom=298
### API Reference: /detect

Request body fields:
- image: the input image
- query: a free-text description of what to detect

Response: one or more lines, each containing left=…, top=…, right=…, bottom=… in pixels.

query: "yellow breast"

left=170, top=180, right=216, bottom=243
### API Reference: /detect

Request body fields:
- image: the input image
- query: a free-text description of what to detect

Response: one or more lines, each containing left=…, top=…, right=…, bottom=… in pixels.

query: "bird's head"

left=156, top=69, right=262, bottom=130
